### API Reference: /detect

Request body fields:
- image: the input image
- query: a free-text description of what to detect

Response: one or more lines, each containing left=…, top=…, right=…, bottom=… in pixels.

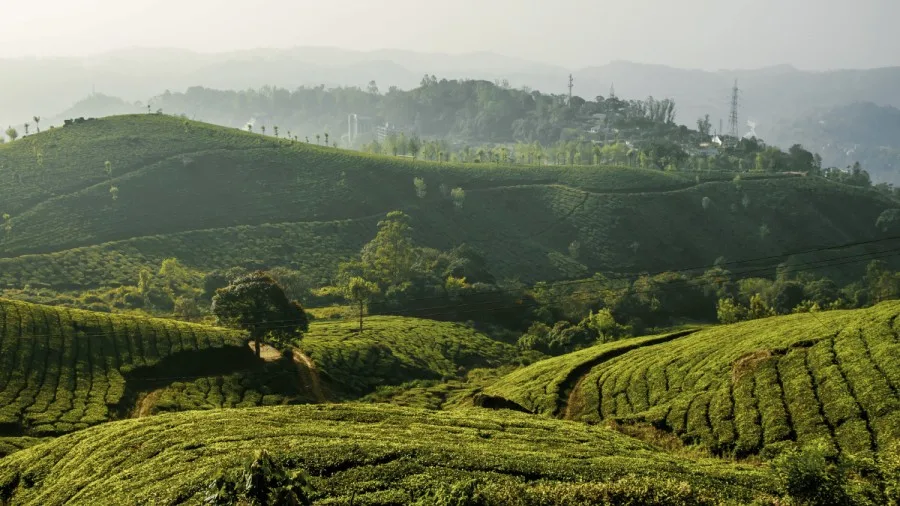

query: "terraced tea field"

left=487, top=302, right=900, bottom=461
left=0, top=298, right=247, bottom=435
left=0, top=404, right=780, bottom=505
left=0, top=299, right=521, bottom=436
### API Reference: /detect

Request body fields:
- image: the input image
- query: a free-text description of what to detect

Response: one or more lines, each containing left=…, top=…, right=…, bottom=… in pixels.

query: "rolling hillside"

left=1, top=115, right=898, bottom=292
left=485, top=301, right=900, bottom=462
left=0, top=404, right=779, bottom=505
left=0, top=298, right=518, bottom=436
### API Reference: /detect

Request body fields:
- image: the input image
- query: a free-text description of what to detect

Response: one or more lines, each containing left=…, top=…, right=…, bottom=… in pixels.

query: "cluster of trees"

left=519, top=258, right=900, bottom=356
left=325, top=211, right=533, bottom=330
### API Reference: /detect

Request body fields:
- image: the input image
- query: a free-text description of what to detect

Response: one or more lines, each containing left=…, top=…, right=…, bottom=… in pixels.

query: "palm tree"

left=261, top=125, right=266, bottom=135
left=316, top=134, right=321, bottom=145
left=33, top=117, right=41, bottom=133
left=24, top=123, right=29, bottom=136
left=273, top=126, right=279, bottom=138
left=324, top=133, right=329, bottom=145
left=247, top=124, right=253, bottom=133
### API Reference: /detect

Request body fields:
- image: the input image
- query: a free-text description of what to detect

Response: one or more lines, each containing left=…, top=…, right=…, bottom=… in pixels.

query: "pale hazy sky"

left=0, top=0, right=896, bottom=70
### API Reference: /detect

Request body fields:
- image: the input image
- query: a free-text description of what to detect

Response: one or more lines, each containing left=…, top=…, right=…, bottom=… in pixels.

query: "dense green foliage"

left=0, top=404, right=780, bottom=505
left=487, top=302, right=900, bottom=468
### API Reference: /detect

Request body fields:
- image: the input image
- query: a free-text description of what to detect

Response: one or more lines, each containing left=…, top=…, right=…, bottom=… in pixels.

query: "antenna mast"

left=729, top=79, right=740, bottom=139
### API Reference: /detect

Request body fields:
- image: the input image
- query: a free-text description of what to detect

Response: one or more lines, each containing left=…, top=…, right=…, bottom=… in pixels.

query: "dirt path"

left=133, top=389, right=164, bottom=418
left=293, top=350, right=326, bottom=403
left=556, top=329, right=700, bottom=419
left=249, top=341, right=283, bottom=362
left=249, top=341, right=326, bottom=403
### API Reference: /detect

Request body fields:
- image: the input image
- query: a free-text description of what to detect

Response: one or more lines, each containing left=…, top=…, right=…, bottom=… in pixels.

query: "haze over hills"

left=5, top=47, right=900, bottom=181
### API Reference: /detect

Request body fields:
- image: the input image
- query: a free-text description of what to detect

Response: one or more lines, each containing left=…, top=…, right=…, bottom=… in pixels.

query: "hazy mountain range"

left=4, top=46, right=900, bottom=181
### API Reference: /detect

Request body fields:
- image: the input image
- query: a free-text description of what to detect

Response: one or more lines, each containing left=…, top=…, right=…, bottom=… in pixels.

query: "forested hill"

left=48, top=79, right=887, bottom=184
left=0, top=114, right=898, bottom=296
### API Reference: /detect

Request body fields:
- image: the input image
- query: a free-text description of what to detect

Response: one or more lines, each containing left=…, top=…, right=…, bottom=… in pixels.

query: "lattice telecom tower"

left=728, top=79, right=740, bottom=139
left=568, top=74, right=574, bottom=105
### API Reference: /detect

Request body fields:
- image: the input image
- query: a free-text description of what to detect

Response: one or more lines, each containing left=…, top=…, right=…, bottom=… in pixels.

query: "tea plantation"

left=0, top=298, right=250, bottom=436
left=1, top=115, right=897, bottom=290
left=0, top=298, right=524, bottom=437
left=0, top=404, right=780, bottom=505
left=487, top=301, right=900, bottom=463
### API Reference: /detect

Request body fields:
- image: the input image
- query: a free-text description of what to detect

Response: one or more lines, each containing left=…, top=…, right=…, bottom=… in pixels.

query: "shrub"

left=415, top=479, right=487, bottom=506
left=203, top=449, right=314, bottom=506
left=772, top=442, right=851, bottom=506
left=717, top=297, right=747, bottom=324
left=517, top=321, right=598, bottom=356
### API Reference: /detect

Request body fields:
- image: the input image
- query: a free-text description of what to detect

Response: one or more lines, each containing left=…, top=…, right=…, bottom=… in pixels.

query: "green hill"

left=485, top=301, right=900, bottom=462
left=1, top=115, right=897, bottom=293
left=0, top=298, right=519, bottom=437
left=0, top=404, right=779, bottom=505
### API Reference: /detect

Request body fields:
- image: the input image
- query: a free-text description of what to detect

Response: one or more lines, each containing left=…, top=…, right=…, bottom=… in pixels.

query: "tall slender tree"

left=33, top=117, right=40, bottom=133
left=346, top=277, right=379, bottom=332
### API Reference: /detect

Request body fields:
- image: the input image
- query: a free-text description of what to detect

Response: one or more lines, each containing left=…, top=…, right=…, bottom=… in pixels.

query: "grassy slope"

left=0, top=404, right=778, bottom=505
left=300, top=316, right=518, bottom=399
left=1, top=115, right=896, bottom=290
left=486, top=302, right=900, bottom=461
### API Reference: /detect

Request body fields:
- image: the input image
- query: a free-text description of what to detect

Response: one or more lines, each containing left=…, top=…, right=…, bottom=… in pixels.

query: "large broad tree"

left=212, top=271, right=309, bottom=357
